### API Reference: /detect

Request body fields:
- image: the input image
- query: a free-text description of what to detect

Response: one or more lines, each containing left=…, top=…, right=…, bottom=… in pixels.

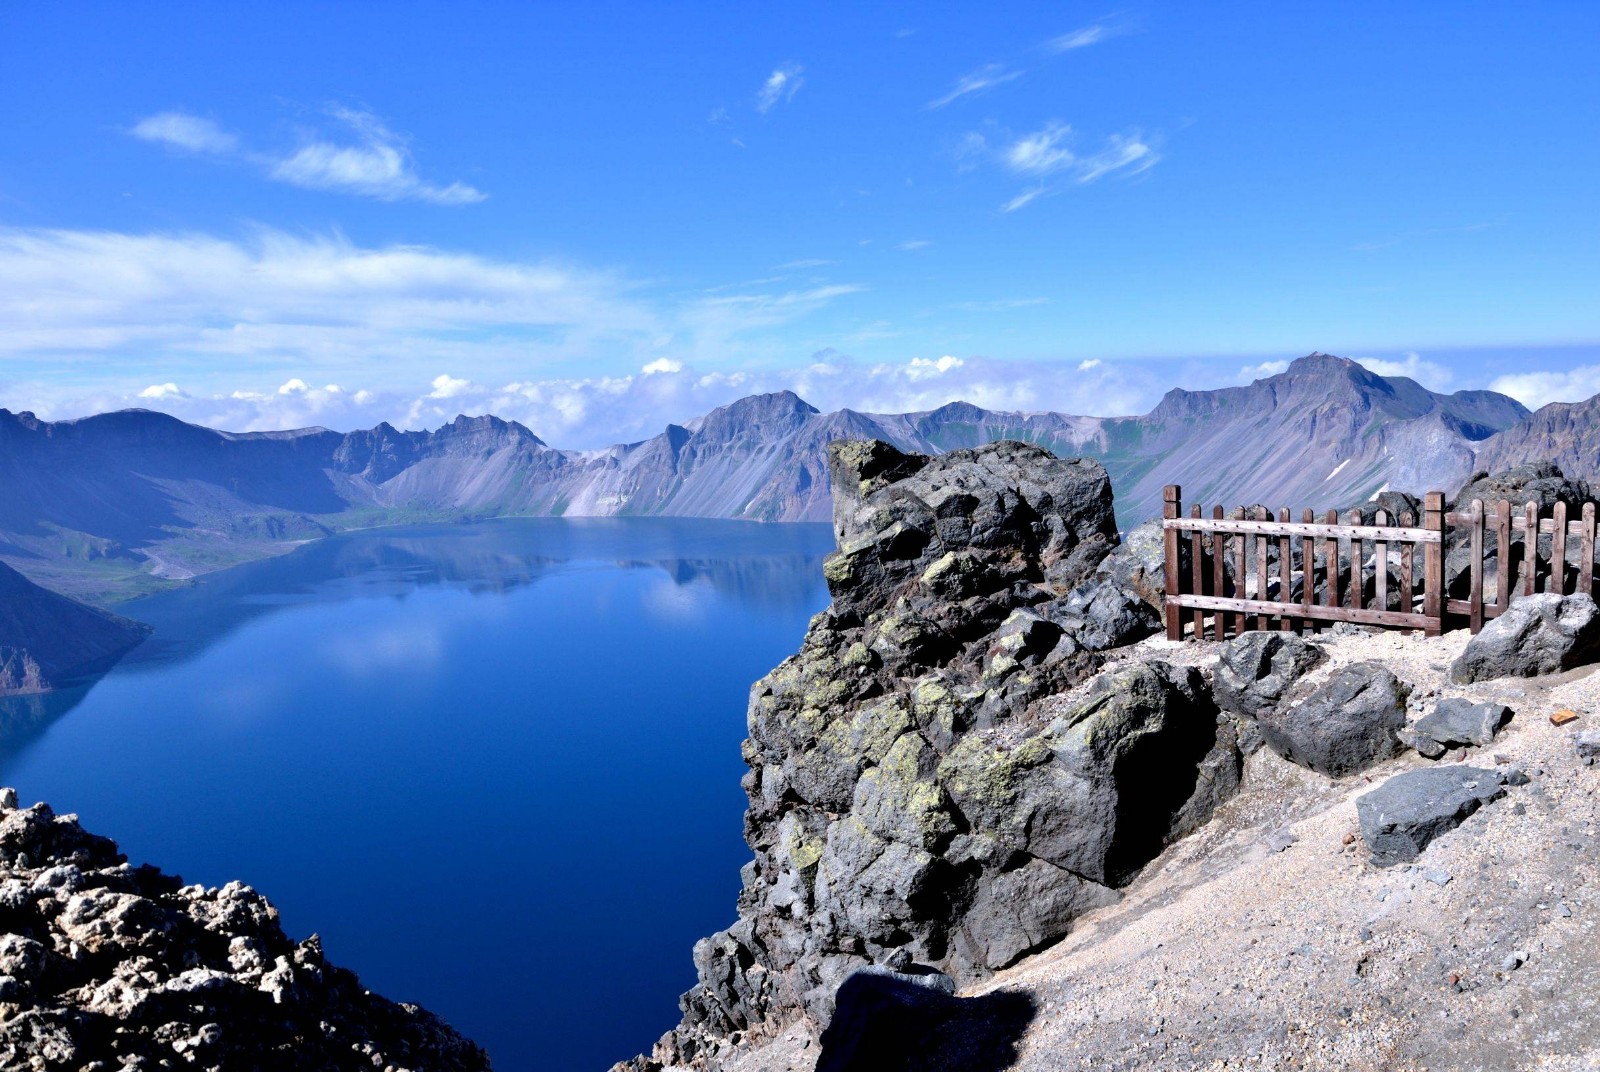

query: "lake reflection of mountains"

left=0, top=518, right=835, bottom=759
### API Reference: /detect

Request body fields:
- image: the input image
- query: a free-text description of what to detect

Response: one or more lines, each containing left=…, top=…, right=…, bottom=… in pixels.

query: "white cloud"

left=774, top=258, right=834, bottom=270
left=130, top=112, right=239, bottom=155
left=0, top=226, right=660, bottom=368
left=1077, top=359, right=1102, bottom=371
left=1353, top=352, right=1454, bottom=391
left=896, top=239, right=932, bottom=251
left=1239, top=360, right=1290, bottom=380
left=429, top=374, right=472, bottom=398
left=1045, top=21, right=1130, bottom=52
left=278, top=378, right=310, bottom=395
left=130, top=106, right=485, bottom=205
left=1075, top=132, right=1159, bottom=183
left=269, top=106, right=486, bottom=204
left=994, top=126, right=1159, bottom=205
left=642, top=358, right=683, bottom=375
left=904, top=355, right=964, bottom=380
left=1486, top=366, right=1600, bottom=410
left=757, top=64, right=805, bottom=113
left=1006, top=122, right=1076, bottom=174
left=138, top=382, right=187, bottom=400
left=928, top=63, right=1024, bottom=109
left=1001, top=187, right=1047, bottom=213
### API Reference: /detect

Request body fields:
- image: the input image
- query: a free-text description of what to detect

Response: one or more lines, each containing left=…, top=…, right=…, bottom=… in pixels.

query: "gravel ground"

left=708, top=627, right=1600, bottom=1072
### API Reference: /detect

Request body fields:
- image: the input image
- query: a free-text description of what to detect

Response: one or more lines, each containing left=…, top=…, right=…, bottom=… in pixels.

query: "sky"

left=1, top=2, right=1598, bottom=447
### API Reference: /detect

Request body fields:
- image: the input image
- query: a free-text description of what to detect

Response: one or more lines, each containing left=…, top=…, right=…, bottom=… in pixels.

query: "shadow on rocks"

left=817, top=968, right=1037, bottom=1072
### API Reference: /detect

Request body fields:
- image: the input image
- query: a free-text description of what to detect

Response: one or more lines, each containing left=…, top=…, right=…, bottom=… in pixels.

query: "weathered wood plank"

left=1255, top=506, right=1271, bottom=631
left=1583, top=503, right=1596, bottom=600
left=1210, top=505, right=1227, bottom=639
left=1234, top=507, right=1248, bottom=635
left=1163, top=485, right=1182, bottom=641
left=1469, top=499, right=1484, bottom=634
left=1279, top=507, right=1294, bottom=632
left=1302, top=508, right=1317, bottom=632
left=1163, top=518, right=1439, bottom=542
left=1349, top=509, right=1364, bottom=614
left=1448, top=599, right=1509, bottom=619
left=1423, top=492, right=1445, bottom=636
left=1400, top=510, right=1415, bottom=614
left=1169, top=593, right=1431, bottom=629
left=1374, top=509, right=1389, bottom=612
left=1552, top=501, right=1569, bottom=595
left=1324, top=509, right=1341, bottom=616
left=1495, top=501, right=1511, bottom=609
left=1190, top=503, right=1206, bottom=639
left=1524, top=501, right=1539, bottom=597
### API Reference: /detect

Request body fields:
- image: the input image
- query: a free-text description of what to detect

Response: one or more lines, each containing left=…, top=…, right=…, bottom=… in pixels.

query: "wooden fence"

left=1160, top=484, right=1599, bottom=641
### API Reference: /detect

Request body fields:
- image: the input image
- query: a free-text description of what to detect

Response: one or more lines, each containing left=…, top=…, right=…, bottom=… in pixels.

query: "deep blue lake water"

left=0, top=518, right=835, bottom=1072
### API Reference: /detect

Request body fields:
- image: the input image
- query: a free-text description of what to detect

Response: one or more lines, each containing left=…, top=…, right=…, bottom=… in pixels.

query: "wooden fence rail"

left=1160, top=484, right=1599, bottom=641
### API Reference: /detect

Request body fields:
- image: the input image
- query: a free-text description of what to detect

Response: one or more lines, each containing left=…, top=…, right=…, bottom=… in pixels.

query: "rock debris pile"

left=0, top=791, right=489, bottom=1072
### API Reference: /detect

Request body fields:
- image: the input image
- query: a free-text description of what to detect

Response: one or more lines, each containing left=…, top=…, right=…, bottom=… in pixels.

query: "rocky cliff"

left=622, top=441, right=1248, bottom=1070
left=0, top=790, right=489, bottom=1071
left=0, top=564, right=150, bottom=695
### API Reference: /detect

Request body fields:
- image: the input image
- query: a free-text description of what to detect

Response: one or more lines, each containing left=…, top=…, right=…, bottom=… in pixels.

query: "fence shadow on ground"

left=817, top=970, right=1037, bottom=1072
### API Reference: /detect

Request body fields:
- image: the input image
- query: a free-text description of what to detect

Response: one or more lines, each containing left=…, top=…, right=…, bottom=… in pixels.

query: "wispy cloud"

left=990, top=123, right=1159, bottom=206
left=928, top=63, right=1024, bottom=109
left=774, top=258, right=835, bottom=270
left=1074, top=132, right=1158, bottom=183
left=1044, top=19, right=1131, bottom=53
left=269, top=106, right=485, bottom=204
left=128, top=105, right=486, bottom=205
left=1001, top=187, right=1047, bottom=213
left=757, top=64, right=805, bottom=113
left=896, top=239, right=932, bottom=251
left=1006, top=122, right=1077, bottom=174
left=131, top=112, right=239, bottom=155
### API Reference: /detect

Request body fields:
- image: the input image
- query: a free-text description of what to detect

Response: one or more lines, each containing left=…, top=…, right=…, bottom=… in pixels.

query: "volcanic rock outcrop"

left=0, top=791, right=489, bottom=1071
left=627, top=441, right=1246, bottom=1070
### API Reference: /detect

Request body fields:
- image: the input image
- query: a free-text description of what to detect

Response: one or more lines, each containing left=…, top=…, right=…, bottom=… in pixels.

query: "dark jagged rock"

left=1449, top=593, right=1600, bottom=683
left=0, top=565, right=150, bottom=694
left=0, top=791, right=489, bottom=1071
left=1443, top=463, right=1598, bottom=598
left=1212, top=633, right=1328, bottom=719
left=1399, top=699, right=1512, bottom=759
left=1356, top=767, right=1510, bottom=867
left=1258, top=664, right=1408, bottom=777
left=624, top=441, right=1245, bottom=1071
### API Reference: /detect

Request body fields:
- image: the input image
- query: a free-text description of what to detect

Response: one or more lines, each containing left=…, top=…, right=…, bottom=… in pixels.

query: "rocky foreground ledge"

left=0, top=793, right=489, bottom=1071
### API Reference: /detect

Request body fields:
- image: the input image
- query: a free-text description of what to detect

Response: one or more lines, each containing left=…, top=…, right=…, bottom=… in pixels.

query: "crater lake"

left=0, top=517, right=836, bottom=1071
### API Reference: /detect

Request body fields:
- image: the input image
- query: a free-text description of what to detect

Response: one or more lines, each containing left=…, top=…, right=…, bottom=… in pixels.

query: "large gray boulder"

left=1399, top=698, right=1512, bottom=759
left=1357, top=766, right=1510, bottom=867
left=1258, top=663, right=1408, bottom=777
left=1450, top=593, right=1600, bottom=683
left=636, top=441, right=1247, bottom=1071
left=1212, top=632, right=1328, bottom=718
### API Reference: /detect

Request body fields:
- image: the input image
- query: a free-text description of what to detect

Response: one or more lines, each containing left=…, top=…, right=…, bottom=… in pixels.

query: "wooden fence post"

left=1468, top=499, right=1484, bottom=634
left=1423, top=491, right=1445, bottom=636
left=1163, top=485, right=1182, bottom=640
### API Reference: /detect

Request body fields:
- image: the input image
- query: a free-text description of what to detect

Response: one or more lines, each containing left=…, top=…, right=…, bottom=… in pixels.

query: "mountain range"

left=4, top=353, right=1594, bottom=605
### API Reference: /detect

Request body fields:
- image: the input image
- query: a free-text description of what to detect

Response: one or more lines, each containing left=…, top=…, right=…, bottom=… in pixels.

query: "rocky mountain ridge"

left=0, top=564, right=150, bottom=695
left=7, top=353, right=1596, bottom=605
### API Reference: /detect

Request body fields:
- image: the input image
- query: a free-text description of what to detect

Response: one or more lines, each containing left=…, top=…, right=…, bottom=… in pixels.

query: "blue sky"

left=1, top=2, right=1598, bottom=445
